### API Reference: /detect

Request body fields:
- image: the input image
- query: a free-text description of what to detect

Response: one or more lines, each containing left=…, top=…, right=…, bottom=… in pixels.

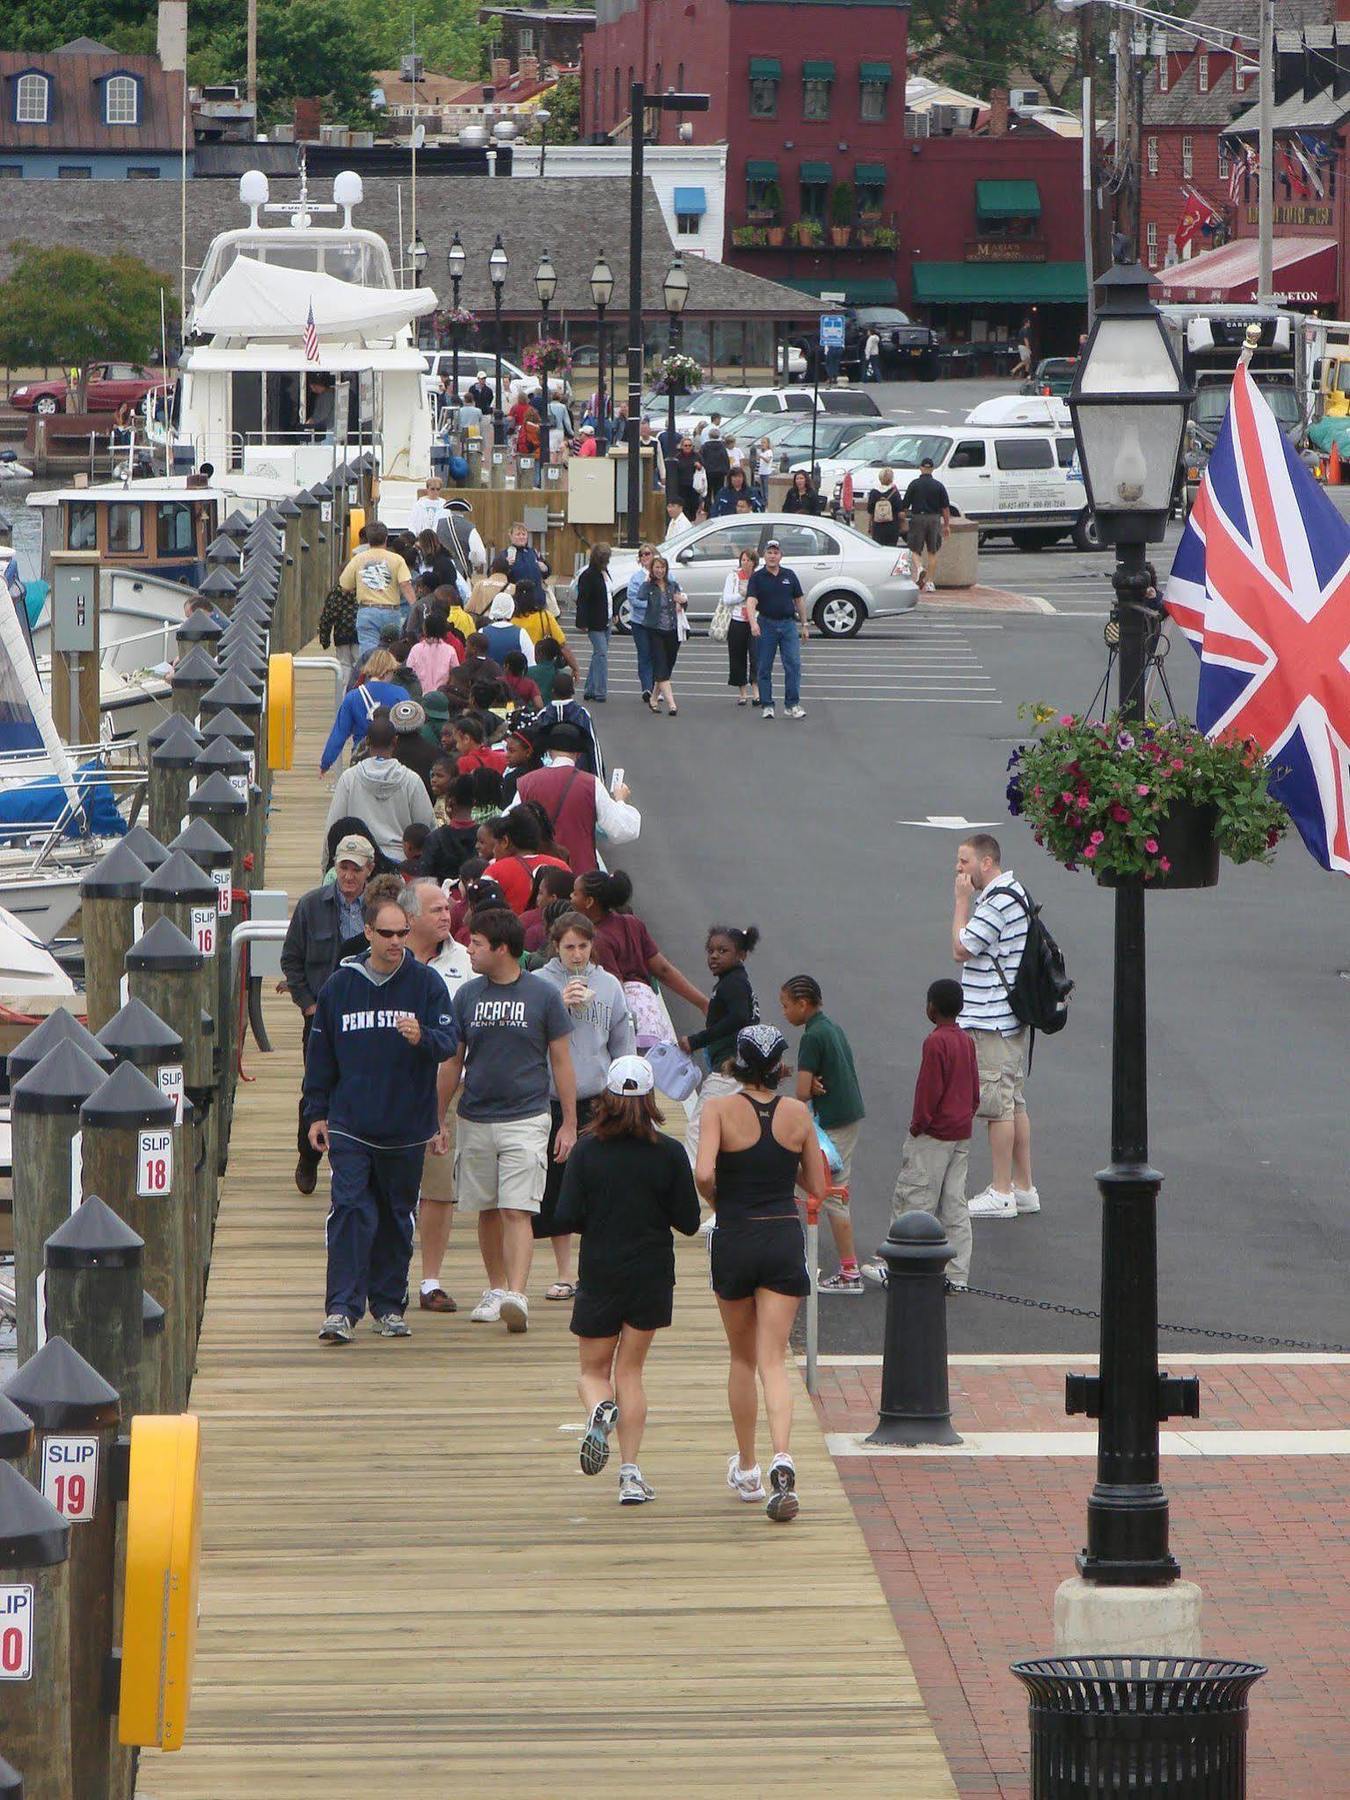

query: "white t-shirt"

left=958, top=871, right=1029, bottom=1037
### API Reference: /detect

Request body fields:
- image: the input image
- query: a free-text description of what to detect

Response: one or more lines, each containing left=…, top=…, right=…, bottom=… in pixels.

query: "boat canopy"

left=194, top=256, right=438, bottom=343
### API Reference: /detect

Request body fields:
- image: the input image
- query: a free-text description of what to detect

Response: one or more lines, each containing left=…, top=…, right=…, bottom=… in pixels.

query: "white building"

left=510, top=142, right=727, bottom=262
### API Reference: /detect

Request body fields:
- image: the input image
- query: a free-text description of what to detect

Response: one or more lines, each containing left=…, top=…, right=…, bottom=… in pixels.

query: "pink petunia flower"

left=1159, top=857, right=1172, bottom=873
left=1136, top=784, right=1150, bottom=796
left=1089, top=830, right=1105, bottom=845
left=1144, top=838, right=1159, bottom=854
left=1109, top=802, right=1130, bottom=823
left=1059, top=714, right=1075, bottom=727
left=1083, top=844, right=1097, bottom=859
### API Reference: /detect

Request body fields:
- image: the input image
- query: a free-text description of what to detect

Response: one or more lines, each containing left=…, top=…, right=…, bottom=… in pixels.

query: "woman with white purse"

left=711, top=547, right=759, bottom=708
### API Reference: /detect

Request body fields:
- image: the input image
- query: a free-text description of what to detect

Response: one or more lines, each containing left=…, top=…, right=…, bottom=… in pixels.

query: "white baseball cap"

left=606, top=1055, right=655, bottom=1097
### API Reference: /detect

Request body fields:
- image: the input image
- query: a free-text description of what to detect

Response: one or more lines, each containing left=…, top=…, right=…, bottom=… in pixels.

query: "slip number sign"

left=213, top=867, right=233, bottom=918
left=0, top=1586, right=33, bottom=1681
left=137, top=1129, right=173, bottom=1198
left=191, top=905, right=217, bottom=959
left=41, top=1436, right=99, bottom=1522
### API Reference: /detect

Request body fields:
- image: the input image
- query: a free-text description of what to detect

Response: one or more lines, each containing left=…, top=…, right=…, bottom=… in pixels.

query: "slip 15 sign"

left=41, top=1436, right=98, bottom=1522
left=0, top=1586, right=33, bottom=1680
left=213, top=867, right=233, bottom=917
left=191, top=906, right=216, bottom=959
left=137, top=1129, right=173, bottom=1198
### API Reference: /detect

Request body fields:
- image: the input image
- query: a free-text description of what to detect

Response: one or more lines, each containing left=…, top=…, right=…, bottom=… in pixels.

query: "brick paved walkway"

left=813, top=1357, right=1350, bottom=1798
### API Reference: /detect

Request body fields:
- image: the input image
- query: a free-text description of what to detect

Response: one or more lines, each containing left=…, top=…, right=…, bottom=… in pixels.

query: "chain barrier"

left=959, top=1284, right=1350, bottom=1356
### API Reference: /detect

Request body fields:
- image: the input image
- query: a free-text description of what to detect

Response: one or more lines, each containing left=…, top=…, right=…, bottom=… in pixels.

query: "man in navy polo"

left=744, top=538, right=809, bottom=720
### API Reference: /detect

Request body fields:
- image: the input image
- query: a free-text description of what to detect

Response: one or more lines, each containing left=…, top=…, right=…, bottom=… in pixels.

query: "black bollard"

left=6, top=1009, right=112, bottom=1088
left=44, top=1197, right=144, bottom=1420
left=0, top=1459, right=72, bottom=1798
left=865, top=1211, right=963, bottom=1448
left=147, top=713, right=204, bottom=846
left=119, top=822, right=170, bottom=876
left=168, top=644, right=219, bottom=724
left=79, top=842, right=152, bottom=1034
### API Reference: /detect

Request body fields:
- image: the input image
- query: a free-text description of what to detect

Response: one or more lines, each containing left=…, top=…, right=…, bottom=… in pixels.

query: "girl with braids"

left=780, top=974, right=867, bottom=1294
left=679, top=925, right=762, bottom=1173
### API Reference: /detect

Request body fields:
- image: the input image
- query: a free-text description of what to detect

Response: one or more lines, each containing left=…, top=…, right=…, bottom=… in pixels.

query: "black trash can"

left=1010, top=1656, right=1266, bottom=1798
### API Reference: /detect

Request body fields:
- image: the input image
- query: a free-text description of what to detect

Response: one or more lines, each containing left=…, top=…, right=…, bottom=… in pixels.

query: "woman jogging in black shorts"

left=695, top=1025, right=827, bottom=1522
left=555, top=1056, right=701, bottom=1504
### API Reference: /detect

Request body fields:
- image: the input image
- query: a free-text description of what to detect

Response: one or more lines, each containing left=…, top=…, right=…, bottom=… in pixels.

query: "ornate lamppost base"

left=1054, top=1576, right=1203, bottom=1656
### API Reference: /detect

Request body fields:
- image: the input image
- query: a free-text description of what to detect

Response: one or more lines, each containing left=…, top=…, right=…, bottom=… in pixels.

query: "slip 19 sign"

left=137, top=1129, right=173, bottom=1198
left=41, top=1436, right=99, bottom=1522
left=0, top=1585, right=33, bottom=1681
left=191, top=906, right=217, bottom=959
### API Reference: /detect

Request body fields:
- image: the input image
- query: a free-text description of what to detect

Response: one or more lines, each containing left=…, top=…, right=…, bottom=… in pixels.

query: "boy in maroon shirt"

left=862, top=979, right=980, bottom=1293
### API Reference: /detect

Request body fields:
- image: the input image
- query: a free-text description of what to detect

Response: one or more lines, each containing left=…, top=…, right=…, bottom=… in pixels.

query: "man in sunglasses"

left=303, top=877, right=458, bottom=1345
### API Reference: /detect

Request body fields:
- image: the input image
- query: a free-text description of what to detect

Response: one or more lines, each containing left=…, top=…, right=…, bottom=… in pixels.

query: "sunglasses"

left=371, top=926, right=410, bottom=940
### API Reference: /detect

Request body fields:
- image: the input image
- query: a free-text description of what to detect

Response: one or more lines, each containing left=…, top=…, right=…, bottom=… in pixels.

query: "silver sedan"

left=603, top=513, right=919, bottom=639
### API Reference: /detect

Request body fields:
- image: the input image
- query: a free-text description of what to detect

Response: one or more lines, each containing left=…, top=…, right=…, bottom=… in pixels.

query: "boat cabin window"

left=207, top=237, right=393, bottom=293
left=157, top=502, right=196, bottom=555
left=107, top=503, right=144, bottom=554
left=66, top=502, right=97, bottom=551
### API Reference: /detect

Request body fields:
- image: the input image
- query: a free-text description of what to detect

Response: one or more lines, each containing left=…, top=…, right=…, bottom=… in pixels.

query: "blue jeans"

left=355, top=604, right=406, bottom=660
left=325, top=1135, right=426, bottom=1322
left=757, top=617, right=801, bottom=709
left=584, top=627, right=610, bottom=699
left=630, top=621, right=655, bottom=696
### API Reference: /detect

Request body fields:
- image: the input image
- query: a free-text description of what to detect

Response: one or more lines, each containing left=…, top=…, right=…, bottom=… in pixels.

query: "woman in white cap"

left=695, top=1024, right=827, bottom=1522
left=480, top=591, right=536, bottom=666
left=554, top=1053, right=701, bottom=1505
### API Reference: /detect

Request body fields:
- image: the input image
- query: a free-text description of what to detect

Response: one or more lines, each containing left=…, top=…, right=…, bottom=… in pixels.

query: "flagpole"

left=1257, top=0, right=1273, bottom=303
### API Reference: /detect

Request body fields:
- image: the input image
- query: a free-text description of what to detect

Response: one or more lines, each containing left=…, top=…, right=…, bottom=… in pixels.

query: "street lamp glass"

left=535, top=251, right=557, bottom=307
left=447, top=232, right=465, bottom=279
left=408, top=231, right=427, bottom=270
left=590, top=254, right=614, bottom=309
left=489, top=235, right=508, bottom=288
left=664, top=257, right=690, bottom=315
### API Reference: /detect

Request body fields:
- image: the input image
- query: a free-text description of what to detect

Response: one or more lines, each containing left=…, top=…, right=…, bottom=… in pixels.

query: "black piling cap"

left=8, top=1009, right=113, bottom=1084
left=175, top=609, right=225, bottom=648
left=274, top=494, right=302, bottom=519
left=146, top=714, right=204, bottom=756
left=0, top=1751, right=26, bottom=1794
left=45, top=1193, right=144, bottom=1271
left=11, top=1041, right=110, bottom=1116
left=80, top=837, right=150, bottom=900
left=310, top=477, right=334, bottom=501
left=4, top=1336, right=119, bottom=1433
left=121, top=823, right=171, bottom=872
left=205, top=533, right=241, bottom=566
left=149, top=725, right=203, bottom=771
left=142, top=1291, right=165, bottom=1336
left=221, top=508, right=252, bottom=539
left=294, top=487, right=321, bottom=510
left=80, top=1060, right=175, bottom=1131
left=170, top=645, right=220, bottom=692
left=198, top=565, right=238, bottom=600
left=96, top=997, right=183, bottom=1067
left=192, top=738, right=248, bottom=780
left=125, top=914, right=203, bottom=974
left=0, top=1393, right=34, bottom=1462
left=141, top=847, right=216, bottom=906
left=0, top=1459, right=69, bottom=1568
left=170, top=818, right=232, bottom=870
left=187, top=771, right=247, bottom=817
left=220, top=639, right=267, bottom=674
left=200, top=707, right=254, bottom=748
left=201, top=669, right=263, bottom=716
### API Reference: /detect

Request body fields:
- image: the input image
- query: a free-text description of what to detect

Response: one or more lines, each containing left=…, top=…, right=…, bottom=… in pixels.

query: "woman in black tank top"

left=694, top=1026, right=827, bottom=1523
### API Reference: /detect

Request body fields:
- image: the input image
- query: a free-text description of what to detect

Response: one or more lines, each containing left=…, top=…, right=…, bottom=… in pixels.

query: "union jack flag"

left=303, top=301, right=320, bottom=364
left=1166, top=366, right=1350, bottom=875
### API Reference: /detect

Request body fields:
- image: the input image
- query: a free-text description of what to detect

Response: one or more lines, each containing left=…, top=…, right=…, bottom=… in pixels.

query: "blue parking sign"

left=820, top=314, right=846, bottom=349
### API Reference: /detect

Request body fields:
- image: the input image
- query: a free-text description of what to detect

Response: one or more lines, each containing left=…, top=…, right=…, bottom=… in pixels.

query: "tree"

left=192, top=0, right=378, bottom=122
left=0, top=244, right=173, bottom=409
left=546, top=74, right=582, bottom=146
left=909, top=0, right=1086, bottom=109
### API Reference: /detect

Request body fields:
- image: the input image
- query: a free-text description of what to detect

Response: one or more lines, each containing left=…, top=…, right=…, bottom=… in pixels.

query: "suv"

left=1020, top=357, right=1077, bottom=398
left=843, top=307, right=941, bottom=382
left=10, top=364, right=169, bottom=416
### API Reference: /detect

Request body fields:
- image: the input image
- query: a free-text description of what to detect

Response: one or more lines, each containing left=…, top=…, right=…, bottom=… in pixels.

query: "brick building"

left=481, top=6, right=596, bottom=72
left=0, top=35, right=190, bottom=180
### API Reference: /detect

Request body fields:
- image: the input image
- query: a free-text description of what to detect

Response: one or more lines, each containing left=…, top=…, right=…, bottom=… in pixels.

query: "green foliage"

left=909, top=0, right=1084, bottom=108
left=1009, top=708, right=1288, bottom=878
left=0, top=243, right=172, bottom=378
left=829, top=182, right=855, bottom=226
left=547, top=74, right=582, bottom=146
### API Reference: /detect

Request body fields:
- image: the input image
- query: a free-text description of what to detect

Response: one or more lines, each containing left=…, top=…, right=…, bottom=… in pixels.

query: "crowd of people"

left=289, top=521, right=1040, bottom=1515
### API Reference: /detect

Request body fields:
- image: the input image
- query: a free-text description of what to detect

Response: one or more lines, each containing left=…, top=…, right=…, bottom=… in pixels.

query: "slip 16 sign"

left=137, top=1129, right=173, bottom=1198
left=41, top=1436, right=99, bottom=1522
left=0, top=1585, right=33, bottom=1680
left=190, top=906, right=216, bottom=959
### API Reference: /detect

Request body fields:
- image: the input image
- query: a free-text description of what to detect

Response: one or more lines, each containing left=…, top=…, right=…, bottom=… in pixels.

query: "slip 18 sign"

left=137, top=1129, right=173, bottom=1198
left=41, top=1436, right=99, bottom=1522
left=0, top=1585, right=33, bottom=1680
left=191, top=906, right=217, bottom=959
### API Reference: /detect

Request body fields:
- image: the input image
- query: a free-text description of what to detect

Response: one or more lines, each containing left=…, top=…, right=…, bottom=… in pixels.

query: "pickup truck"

left=9, top=364, right=170, bottom=416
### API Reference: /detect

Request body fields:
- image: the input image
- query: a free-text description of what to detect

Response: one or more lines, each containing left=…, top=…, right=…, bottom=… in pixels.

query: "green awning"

left=860, top=61, right=892, bottom=81
left=749, top=57, right=781, bottom=78
left=800, top=161, right=832, bottom=184
left=911, top=261, right=1087, bottom=304
left=746, top=159, right=779, bottom=181
left=779, top=276, right=900, bottom=303
left=803, top=60, right=835, bottom=79
left=854, top=161, right=886, bottom=184
left=975, top=178, right=1041, bottom=220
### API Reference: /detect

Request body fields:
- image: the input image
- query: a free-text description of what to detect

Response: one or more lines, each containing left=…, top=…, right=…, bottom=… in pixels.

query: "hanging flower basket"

left=1007, top=709, right=1288, bottom=888
left=446, top=306, right=479, bottom=336
left=522, top=336, right=572, bottom=377
left=651, top=351, right=704, bottom=396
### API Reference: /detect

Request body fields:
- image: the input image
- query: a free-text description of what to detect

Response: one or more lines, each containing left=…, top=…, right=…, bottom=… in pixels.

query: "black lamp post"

left=535, top=105, right=551, bottom=179
left=1065, top=262, right=1197, bottom=1588
left=489, top=234, right=508, bottom=447
left=407, top=230, right=427, bottom=288
left=534, top=250, right=557, bottom=481
left=590, top=252, right=613, bottom=441
left=446, top=230, right=465, bottom=414
left=663, top=254, right=690, bottom=472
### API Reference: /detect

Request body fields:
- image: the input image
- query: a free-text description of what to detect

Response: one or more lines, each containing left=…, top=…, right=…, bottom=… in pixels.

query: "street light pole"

left=535, top=250, right=556, bottom=483
left=489, top=234, right=508, bottom=451
left=1257, top=0, right=1273, bottom=303
left=663, top=255, right=690, bottom=477
left=590, top=252, right=614, bottom=446
left=447, top=230, right=465, bottom=412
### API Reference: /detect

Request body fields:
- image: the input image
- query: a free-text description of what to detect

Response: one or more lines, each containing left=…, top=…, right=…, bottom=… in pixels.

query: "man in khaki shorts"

left=436, top=906, right=576, bottom=1333
left=951, top=833, right=1040, bottom=1220
left=407, top=879, right=474, bottom=1313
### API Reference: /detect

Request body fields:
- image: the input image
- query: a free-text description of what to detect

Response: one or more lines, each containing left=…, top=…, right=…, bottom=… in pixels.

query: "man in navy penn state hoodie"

left=303, top=885, right=457, bottom=1343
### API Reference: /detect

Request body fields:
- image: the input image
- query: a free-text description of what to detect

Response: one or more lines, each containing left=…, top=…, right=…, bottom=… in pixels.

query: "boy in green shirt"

left=780, top=974, right=865, bottom=1293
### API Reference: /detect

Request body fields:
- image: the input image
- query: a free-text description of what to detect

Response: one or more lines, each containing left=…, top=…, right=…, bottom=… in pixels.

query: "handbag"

left=644, top=1039, right=704, bottom=1101
left=708, top=597, right=733, bottom=642
left=624, top=980, right=672, bottom=1050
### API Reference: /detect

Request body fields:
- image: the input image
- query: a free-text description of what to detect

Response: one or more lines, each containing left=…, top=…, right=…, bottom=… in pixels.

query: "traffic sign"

left=819, top=314, right=846, bottom=350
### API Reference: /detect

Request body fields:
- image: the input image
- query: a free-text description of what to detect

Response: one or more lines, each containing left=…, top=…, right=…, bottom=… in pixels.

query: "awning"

left=975, top=179, right=1042, bottom=221
left=1153, top=236, right=1337, bottom=304
left=746, top=158, right=778, bottom=181
left=803, top=60, right=835, bottom=79
left=855, top=161, right=887, bottom=185
left=911, top=261, right=1087, bottom=304
left=860, top=61, right=892, bottom=81
left=780, top=276, right=900, bottom=303
left=673, top=186, right=707, bottom=216
left=192, top=255, right=437, bottom=340
left=800, top=161, right=833, bottom=184
left=749, top=57, right=781, bottom=78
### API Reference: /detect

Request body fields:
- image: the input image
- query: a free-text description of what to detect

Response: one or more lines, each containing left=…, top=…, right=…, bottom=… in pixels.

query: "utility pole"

left=247, top=0, right=258, bottom=110
left=1257, top=0, right=1273, bottom=302
left=1080, top=4, right=1097, bottom=318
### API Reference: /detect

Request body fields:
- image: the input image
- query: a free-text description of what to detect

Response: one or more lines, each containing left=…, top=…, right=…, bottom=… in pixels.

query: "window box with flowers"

left=732, top=224, right=768, bottom=248
left=872, top=225, right=897, bottom=249
left=1006, top=709, right=1288, bottom=888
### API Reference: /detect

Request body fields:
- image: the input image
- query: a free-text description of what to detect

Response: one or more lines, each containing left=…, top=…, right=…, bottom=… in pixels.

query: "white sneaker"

left=469, top=1288, right=503, bottom=1322
left=967, top=1187, right=1017, bottom=1219
left=499, top=1291, right=529, bottom=1333
left=1015, top=1186, right=1041, bottom=1214
left=859, top=1261, right=888, bottom=1289
left=786, top=706, right=806, bottom=720
left=761, top=706, right=775, bottom=720
left=727, top=1454, right=766, bottom=1503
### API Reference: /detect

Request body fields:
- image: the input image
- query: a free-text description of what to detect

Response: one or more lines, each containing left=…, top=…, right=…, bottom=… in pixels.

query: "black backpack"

left=993, top=885, right=1073, bottom=1038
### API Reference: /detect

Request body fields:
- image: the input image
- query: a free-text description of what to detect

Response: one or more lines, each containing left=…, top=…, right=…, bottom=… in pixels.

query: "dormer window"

left=1197, top=53, right=1209, bottom=92
left=16, top=73, right=50, bottom=125
left=105, top=74, right=139, bottom=126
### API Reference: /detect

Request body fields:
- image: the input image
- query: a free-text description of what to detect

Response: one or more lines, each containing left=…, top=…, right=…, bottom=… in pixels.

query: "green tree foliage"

left=0, top=244, right=172, bottom=405
left=191, top=0, right=377, bottom=121
left=546, top=74, right=582, bottom=146
left=909, top=0, right=1086, bottom=109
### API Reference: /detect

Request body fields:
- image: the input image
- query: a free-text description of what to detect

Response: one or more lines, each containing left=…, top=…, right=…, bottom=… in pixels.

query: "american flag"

left=303, top=301, right=320, bottom=364
left=1226, top=145, right=1245, bottom=205
left=1166, top=366, right=1350, bottom=874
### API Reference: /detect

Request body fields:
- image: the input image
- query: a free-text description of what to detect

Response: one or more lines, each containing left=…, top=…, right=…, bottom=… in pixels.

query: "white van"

left=798, top=424, right=1098, bottom=551
left=421, top=350, right=567, bottom=403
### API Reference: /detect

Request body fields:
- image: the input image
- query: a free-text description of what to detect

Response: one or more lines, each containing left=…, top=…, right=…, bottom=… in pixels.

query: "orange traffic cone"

left=1330, top=438, right=1342, bottom=486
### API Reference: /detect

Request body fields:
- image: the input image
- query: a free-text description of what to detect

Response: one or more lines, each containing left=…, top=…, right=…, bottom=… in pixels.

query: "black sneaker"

left=766, top=1459, right=799, bottom=1523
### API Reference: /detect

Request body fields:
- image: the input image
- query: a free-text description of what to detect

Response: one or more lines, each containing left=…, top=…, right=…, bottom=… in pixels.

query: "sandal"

left=546, top=1281, right=576, bottom=1301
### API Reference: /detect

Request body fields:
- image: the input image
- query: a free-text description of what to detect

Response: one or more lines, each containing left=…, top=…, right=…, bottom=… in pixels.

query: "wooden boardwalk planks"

left=136, top=671, right=954, bottom=1799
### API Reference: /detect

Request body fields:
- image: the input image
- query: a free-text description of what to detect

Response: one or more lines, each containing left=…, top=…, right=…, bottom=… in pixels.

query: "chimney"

left=988, top=85, right=1010, bottom=136
left=293, top=97, right=323, bottom=142
left=492, top=57, right=511, bottom=87
left=157, top=0, right=188, bottom=74
left=520, top=53, right=541, bottom=84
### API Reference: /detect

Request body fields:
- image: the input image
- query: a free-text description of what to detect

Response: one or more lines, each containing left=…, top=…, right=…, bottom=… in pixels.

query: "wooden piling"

left=0, top=1460, right=72, bottom=1800
left=79, top=842, right=151, bottom=1034
left=44, top=1197, right=144, bottom=1423
left=146, top=716, right=204, bottom=847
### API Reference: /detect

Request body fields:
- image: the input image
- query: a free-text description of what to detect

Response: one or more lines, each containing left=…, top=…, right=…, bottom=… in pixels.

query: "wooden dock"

left=136, top=669, right=954, bottom=1798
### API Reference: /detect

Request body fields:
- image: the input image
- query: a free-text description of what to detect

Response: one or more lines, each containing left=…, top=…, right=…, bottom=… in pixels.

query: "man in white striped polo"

left=951, top=834, right=1040, bottom=1221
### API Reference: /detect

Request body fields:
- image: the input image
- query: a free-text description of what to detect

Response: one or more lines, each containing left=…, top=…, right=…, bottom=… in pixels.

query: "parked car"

left=666, top=384, right=880, bottom=438
left=10, top=364, right=170, bottom=416
left=601, top=513, right=918, bottom=639
left=763, top=413, right=888, bottom=472
left=421, top=349, right=567, bottom=402
left=843, top=307, right=942, bottom=381
left=1019, top=357, right=1078, bottom=398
